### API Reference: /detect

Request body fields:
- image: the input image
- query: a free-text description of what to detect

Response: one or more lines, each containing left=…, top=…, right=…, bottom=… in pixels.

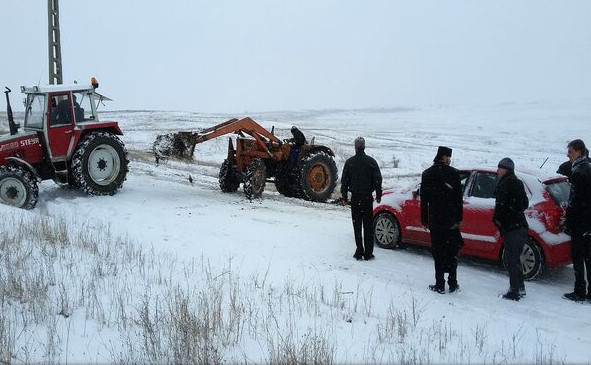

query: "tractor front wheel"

left=0, top=166, right=39, bottom=209
left=72, top=132, right=129, bottom=196
left=219, top=159, right=240, bottom=192
left=244, top=158, right=266, bottom=200
left=298, top=152, right=338, bottom=202
left=275, top=166, right=298, bottom=198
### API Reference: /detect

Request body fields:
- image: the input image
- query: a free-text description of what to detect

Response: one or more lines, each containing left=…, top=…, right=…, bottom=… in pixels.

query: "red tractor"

left=1, top=80, right=128, bottom=209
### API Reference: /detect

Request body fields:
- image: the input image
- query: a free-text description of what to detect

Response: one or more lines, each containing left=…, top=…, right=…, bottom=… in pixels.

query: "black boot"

left=502, top=290, right=521, bottom=301
left=429, top=285, right=445, bottom=294
left=563, top=291, right=586, bottom=302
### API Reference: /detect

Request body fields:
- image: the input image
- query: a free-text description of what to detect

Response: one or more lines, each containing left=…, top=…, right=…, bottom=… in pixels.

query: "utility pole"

left=48, top=0, right=63, bottom=85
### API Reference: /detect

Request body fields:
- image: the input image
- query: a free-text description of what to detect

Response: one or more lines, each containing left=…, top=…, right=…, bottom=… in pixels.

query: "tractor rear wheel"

left=244, top=158, right=266, bottom=200
left=0, top=166, right=38, bottom=209
left=219, top=159, right=240, bottom=192
left=298, top=152, right=338, bottom=202
left=72, top=132, right=129, bottom=196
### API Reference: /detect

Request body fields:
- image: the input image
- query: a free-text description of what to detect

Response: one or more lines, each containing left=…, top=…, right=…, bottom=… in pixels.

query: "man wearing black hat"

left=421, top=146, right=463, bottom=294
left=563, top=139, right=591, bottom=302
left=341, top=137, right=383, bottom=261
left=493, top=157, right=529, bottom=301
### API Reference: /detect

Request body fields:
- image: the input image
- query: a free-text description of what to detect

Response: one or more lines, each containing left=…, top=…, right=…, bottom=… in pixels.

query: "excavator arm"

left=152, top=117, right=288, bottom=165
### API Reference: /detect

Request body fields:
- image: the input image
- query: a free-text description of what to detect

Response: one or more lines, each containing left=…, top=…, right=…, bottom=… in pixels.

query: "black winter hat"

left=498, top=157, right=515, bottom=171
left=434, top=146, right=452, bottom=161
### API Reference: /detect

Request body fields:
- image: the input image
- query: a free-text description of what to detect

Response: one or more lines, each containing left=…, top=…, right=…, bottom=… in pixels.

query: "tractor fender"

left=77, top=122, right=123, bottom=136
left=4, top=156, right=42, bottom=182
left=299, top=145, right=335, bottom=159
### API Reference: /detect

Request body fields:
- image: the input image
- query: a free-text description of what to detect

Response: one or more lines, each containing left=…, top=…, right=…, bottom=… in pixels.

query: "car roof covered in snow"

left=454, top=165, right=566, bottom=183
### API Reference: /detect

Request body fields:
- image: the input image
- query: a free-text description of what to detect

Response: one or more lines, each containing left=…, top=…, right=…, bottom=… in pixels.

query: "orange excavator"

left=153, top=117, right=338, bottom=202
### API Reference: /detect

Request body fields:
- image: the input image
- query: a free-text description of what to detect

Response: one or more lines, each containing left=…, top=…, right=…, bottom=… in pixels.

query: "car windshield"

left=545, top=180, right=570, bottom=207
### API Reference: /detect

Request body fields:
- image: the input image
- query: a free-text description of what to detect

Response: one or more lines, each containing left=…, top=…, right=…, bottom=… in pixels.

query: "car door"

left=401, top=183, right=431, bottom=245
left=460, top=171, right=500, bottom=257
left=46, top=92, right=76, bottom=160
left=405, top=171, right=471, bottom=246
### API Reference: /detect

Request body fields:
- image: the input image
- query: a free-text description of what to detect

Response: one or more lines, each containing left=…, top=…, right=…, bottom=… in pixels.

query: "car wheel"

left=521, top=238, right=543, bottom=280
left=373, top=212, right=401, bottom=249
left=502, top=237, right=543, bottom=281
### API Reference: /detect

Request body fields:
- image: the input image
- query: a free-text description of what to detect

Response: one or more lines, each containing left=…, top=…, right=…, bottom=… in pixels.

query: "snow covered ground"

left=1, top=100, right=591, bottom=363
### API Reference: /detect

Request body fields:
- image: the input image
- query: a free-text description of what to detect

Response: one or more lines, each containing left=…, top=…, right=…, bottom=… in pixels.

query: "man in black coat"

left=563, top=139, right=591, bottom=302
left=421, top=146, right=463, bottom=294
left=341, top=137, right=383, bottom=261
left=492, top=157, right=529, bottom=301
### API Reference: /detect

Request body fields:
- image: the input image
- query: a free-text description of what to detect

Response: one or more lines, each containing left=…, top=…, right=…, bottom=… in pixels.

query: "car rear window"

left=545, top=180, right=570, bottom=207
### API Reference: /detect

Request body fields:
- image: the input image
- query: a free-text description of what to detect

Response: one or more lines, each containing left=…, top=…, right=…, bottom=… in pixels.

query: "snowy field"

left=1, top=100, right=591, bottom=364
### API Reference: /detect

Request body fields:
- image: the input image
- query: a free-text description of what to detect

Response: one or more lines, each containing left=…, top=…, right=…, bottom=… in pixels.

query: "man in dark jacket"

left=288, top=126, right=307, bottom=148
left=492, top=157, right=529, bottom=301
left=563, top=139, right=591, bottom=302
left=341, top=137, right=383, bottom=261
left=421, top=146, right=463, bottom=294
left=557, top=148, right=590, bottom=177
left=287, top=126, right=307, bottom=166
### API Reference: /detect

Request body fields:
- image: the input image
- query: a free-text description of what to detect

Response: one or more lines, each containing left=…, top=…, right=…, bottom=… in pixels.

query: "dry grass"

left=0, top=211, right=566, bottom=364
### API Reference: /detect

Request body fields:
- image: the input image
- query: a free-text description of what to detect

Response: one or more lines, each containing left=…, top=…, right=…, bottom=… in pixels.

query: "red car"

left=372, top=167, right=572, bottom=280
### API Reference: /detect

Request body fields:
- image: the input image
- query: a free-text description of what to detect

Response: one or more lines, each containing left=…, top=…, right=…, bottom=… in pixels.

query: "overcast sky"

left=2, top=1, right=590, bottom=112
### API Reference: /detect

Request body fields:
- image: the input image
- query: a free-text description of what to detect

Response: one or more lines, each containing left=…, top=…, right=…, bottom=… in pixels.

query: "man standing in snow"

left=563, top=139, right=591, bottom=302
left=492, top=157, right=529, bottom=301
left=421, top=146, right=463, bottom=294
left=341, top=137, right=383, bottom=261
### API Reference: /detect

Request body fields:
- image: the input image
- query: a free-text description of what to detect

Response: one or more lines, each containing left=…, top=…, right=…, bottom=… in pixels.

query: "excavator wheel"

left=244, top=158, right=266, bottom=200
left=219, top=159, right=240, bottom=192
left=298, top=151, right=338, bottom=202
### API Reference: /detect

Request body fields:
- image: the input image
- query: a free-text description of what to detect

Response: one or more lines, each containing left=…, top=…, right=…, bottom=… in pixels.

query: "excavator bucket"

left=153, top=131, right=200, bottom=162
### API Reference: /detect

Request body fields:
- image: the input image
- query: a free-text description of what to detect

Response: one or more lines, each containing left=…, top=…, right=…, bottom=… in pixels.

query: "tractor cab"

left=22, top=83, right=112, bottom=129
left=1, top=79, right=128, bottom=209
left=21, top=83, right=113, bottom=162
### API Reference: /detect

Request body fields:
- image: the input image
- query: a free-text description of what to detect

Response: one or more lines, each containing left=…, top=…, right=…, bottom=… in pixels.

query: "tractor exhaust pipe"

left=4, top=86, right=20, bottom=135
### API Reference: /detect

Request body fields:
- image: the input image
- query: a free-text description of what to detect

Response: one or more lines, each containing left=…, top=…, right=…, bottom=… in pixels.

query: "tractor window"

left=50, top=94, right=72, bottom=126
left=24, top=94, right=45, bottom=129
left=73, top=92, right=95, bottom=122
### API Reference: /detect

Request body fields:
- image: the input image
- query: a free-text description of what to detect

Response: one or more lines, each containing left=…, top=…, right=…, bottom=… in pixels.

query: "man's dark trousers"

left=570, top=227, right=591, bottom=295
left=503, top=227, right=527, bottom=291
left=351, top=194, right=374, bottom=257
left=430, top=227, right=459, bottom=288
